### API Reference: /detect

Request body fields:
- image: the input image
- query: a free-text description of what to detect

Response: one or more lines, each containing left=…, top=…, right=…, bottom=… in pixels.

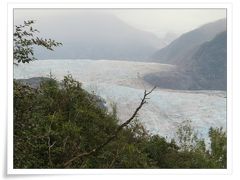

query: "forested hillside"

left=14, top=76, right=226, bottom=168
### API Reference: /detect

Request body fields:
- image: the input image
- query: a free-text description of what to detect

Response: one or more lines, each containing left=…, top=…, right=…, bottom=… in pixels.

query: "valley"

left=14, top=59, right=226, bottom=142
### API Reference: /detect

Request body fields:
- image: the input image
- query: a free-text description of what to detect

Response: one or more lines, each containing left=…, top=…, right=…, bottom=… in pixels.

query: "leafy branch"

left=13, top=20, right=62, bottom=64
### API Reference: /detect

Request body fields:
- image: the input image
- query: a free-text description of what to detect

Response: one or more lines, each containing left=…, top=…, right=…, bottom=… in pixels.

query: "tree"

left=13, top=76, right=227, bottom=168
left=62, top=82, right=156, bottom=167
left=176, top=120, right=201, bottom=152
left=14, top=76, right=156, bottom=168
left=209, top=127, right=227, bottom=168
left=144, top=135, right=179, bottom=168
left=13, top=20, right=62, bottom=64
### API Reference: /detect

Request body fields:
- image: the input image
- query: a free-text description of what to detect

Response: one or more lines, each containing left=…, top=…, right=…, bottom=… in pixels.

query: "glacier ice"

left=14, top=59, right=227, bottom=141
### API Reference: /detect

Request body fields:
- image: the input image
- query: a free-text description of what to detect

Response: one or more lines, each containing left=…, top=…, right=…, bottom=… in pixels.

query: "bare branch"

left=63, top=86, right=156, bottom=168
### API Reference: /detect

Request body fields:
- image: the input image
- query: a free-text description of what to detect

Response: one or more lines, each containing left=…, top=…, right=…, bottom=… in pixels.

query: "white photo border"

left=7, top=2, right=232, bottom=175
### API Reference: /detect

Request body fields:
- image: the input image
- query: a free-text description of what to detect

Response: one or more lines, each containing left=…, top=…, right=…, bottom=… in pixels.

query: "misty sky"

left=14, top=8, right=226, bottom=38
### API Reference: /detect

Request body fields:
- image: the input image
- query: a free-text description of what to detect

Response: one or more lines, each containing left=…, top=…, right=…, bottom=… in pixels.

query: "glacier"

left=14, top=59, right=227, bottom=142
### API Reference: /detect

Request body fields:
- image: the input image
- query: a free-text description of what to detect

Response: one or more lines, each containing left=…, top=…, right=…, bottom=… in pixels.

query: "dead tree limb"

left=63, top=86, right=156, bottom=168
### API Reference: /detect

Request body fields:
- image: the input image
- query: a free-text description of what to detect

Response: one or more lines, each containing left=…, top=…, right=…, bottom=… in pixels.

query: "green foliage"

left=14, top=76, right=152, bottom=168
left=173, top=120, right=226, bottom=168
left=13, top=20, right=62, bottom=64
left=209, top=127, right=227, bottom=168
left=13, top=76, right=227, bottom=169
left=176, top=120, right=204, bottom=152
left=144, top=135, right=179, bottom=168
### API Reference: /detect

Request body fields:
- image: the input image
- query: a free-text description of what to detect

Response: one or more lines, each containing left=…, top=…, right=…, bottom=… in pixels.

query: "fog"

left=14, top=8, right=226, bottom=38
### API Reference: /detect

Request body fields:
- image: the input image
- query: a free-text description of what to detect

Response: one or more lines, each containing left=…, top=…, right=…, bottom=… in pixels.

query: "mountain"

left=144, top=31, right=227, bottom=90
left=16, top=77, right=51, bottom=88
left=184, top=31, right=227, bottom=90
left=32, top=12, right=164, bottom=60
left=151, top=18, right=226, bottom=65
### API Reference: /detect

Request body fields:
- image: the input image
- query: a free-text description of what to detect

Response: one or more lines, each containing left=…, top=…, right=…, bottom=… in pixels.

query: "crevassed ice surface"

left=14, top=59, right=227, bottom=141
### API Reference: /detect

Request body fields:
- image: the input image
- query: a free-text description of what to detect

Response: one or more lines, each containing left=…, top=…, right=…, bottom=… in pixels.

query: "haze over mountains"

left=33, top=12, right=166, bottom=60
left=146, top=18, right=227, bottom=90
left=151, top=18, right=226, bottom=64
left=16, top=11, right=227, bottom=91
left=14, top=11, right=227, bottom=139
left=145, top=31, right=227, bottom=90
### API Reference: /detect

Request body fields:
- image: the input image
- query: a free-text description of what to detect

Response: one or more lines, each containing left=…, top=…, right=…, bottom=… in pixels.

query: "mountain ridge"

left=145, top=30, right=227, bottom=90
left=151, top=18, right=226, bottom=65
